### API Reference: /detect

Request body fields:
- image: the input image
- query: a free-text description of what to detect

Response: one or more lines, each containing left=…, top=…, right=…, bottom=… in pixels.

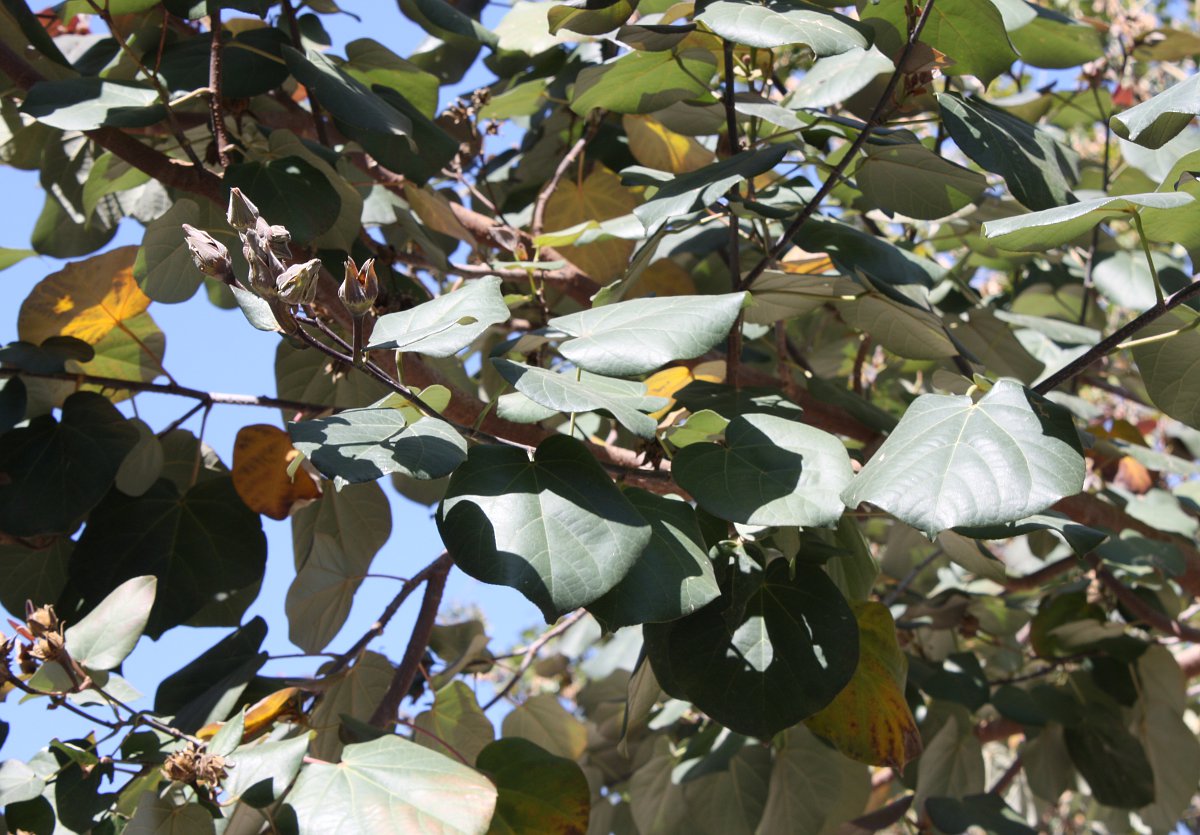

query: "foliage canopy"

left=1, top=0, right=1200, bottom=832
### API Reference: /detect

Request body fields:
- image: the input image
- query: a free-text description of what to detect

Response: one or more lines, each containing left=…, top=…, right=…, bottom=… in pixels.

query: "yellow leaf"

left=544, top=165, right=638, bottom=282
left=232, top=424, right=322, bottom=521
left=623, top=115, right=716, bottom=174
left=805, top=601, right=922, bottom=769
left=643, top=361, right=725, bottom=419
left=778, top=254, right=835, bottom=275
left=197, top=687, right=304, bottom=742
left=18, top=246, right=148, bottom=345
left=627, top=258, right=697, bottom=299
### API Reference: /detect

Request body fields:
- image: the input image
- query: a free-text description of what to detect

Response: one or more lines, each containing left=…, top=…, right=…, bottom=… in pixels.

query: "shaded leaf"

left=674, top=413, right=853, bottom=528
left=21, top=78, right=162, bottom=131
left=476, top=738, right=590, bottom=835
left=856, top=142, right=987, bottom=220
left=501, top=693, right=588, bottom=761
left=542, top=165, right=638, bottom=283
left=755, top=727, right=870, bottom=835
left=1132, top=311, right=1200, bottom=430
left=414, top=681, right=495, bottom=764
left=439, top=435, right=651, bottom=622
left=1112, top=73, right=1200, bottom=150
left=64, top=575, right=155, bottom=671
left=570, top=48, right=717, bottom=116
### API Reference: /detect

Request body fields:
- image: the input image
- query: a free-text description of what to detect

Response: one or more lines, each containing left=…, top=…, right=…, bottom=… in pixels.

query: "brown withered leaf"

left=232, top=425, right=321, bottom=520
left=805, top=600, right=921, bottom=769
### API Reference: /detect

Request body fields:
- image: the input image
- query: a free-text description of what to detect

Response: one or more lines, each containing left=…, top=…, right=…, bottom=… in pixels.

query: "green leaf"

left=789, top=46, right=893, bottom=110
left=755, top=728, right=869, bottom=835
left=500, top=693, right=588, bottom=761
left=629, top=145, right=787, bottom=234
left=549, top=0, right=634, bottom=36
left=156, top=28, right=291, bottom=99
left=587, top=490, right=721, bottom=631
left=64, top=477, right=266, bottom=638
left=1008, top=4, right=1104, bottom=69
left=548, top=293, right=746, bottom=376
left=0, top=760, right=46, bottom=807
left=674, top=413, right=853, bottom=528
left=64, top=575, right=155, bottom=671
left=696, top=1, right=869, bottom=53
left=570, top=48, right=717, bottom=116
left=491, top=360, right=667, bottom=439
left=153, top=617, right=267, bottom=732
left=414, top=681, right=495, bottom=764
left=836, top=293, right=958, bottom=359
left=125, top=787, right=215, bottom=835
left=924, top=794, right=1036, bottom=835
left=645, top=560, right=859, bottom=738
left=290, top=407, right=467, bottom=484
left=287, top=735, right=497, bottom=834
left=914, top=712, right=985, bottom=812
left=293, top=480, right=392, bottom=570
left=0, top=247, right=35, bottom=271
left=1064, top=708, right=1156, bottom=808
left=1112, top=73, right=1200, bottom=150
left=225, top=155, right=342, bottom=244
left=0, top=537, right=70, bottom=619
left=0, top=391, right=139, bottom=537
left=842, top=380, right=1085, bottom=537
left=674, top=380, right=802, bottom=420
left=397, top=0, right=499, bottom=48
left=223, top=735, right=310, bottom=808
left=115, top=418, right=164, bottom=498
left=309, top=650, right=394, bottom=761
left=276, top=338, right=392, bottom=410
left=344, top=38, right=440, bottom=118
left=438, top=435, right=652, bottom=622
left=133, top=199, right=232, bottom=304
left=982, top=191, right=1194, bottom=251
left=476, top=738, right=590, bottom=835
left=955, top=512, right=1107, bottom=556
left=21, top=78, right=163, bottom=131
left=938, top=93, right=1078, bottom=211
left=1132, top=311, right=1200, bottom=430
left=368, top=276, right=510, bottom=356
left=286, top=533, right=377, bottom=653
left=856, top=142, right=987, bottom=220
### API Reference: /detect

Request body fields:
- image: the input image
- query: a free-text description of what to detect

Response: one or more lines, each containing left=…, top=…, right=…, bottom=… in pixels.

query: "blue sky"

left=0, top=1, right=542, bottom=760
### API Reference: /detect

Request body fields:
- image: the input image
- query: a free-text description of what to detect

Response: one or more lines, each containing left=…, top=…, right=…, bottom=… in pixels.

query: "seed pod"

left=226, top=187, right=260, bottom=231
left=181, top=224, right=232, bottom=279
left=339, top=257, right=379, bottom=317
left=276, top=258, right=323, bottom=305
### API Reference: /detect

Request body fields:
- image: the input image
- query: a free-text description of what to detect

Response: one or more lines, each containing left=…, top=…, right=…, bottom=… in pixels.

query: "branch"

left=208, top=7, right=230, bottom=168
left=282, top=0, right=330, bottom=145
left=531, top=125, right=594, bottom=239
left=1003, top=555, right=1081, bottom=592
left=1034, top=276, right=1200, bottom=394
left=722, top=39, right=745, bottom=387
left=737, top=0, right=939, bottom=291
left=326, top=552, right=451, bottom=679
left=0, top=367, right=329, bottom=415
left=0, top=37, right=224, bottom=204
left=1090, top=557, right=1200, bottom=642
left=369, top=553, right=453, bottom=728
left=482, top=610, right=587, bottom=711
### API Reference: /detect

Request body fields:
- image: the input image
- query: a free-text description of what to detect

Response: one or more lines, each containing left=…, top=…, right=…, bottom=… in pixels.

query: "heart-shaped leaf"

left=696, top=1, right=869, bottom=53
left=290, top=409, right=467, bottom=483
left=476, top=738, right=590, bottom=835
left=65, top=575, right=156, bottom=671
left=438, top=435, right=652, bottom=622
left=644, top=559, right=859, bottom=738
left=548, top=293, right=746, bottom=377
left=674, top=413, right=854, bottom=528
left=842, top=379, right=1085, bottom=536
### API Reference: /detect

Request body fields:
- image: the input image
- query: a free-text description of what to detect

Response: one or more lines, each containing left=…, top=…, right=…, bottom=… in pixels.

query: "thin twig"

left=369, top=555, right=454, bottom=727
left=737, top=0, right=939, bottom=291
left=282, top=0, right=330, bottom=145
left=988, top=755, right=1024, bottom=796
left=208, top=6, right=230, bottom=168
left=531, top=124, right=597, bottom=239
left=722, top=39, right=745, bottom=387
left=1091, top=557, right=1200, bottom=642
left=1033, top=277, right=1200, bottom=394
left=482, top=610, right=588, bottom=711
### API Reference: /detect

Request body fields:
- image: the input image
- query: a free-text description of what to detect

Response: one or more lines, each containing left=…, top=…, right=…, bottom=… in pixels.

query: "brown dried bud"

left=181, top=224, right=232, bottom=280
left=227, top=187, right=260, bottom=231
left=162, top=743, right=229, bottom=789
left=17, top=642, right=38, bottom=675
left=339, top=257, right=378, bottom=317
left=276, top=258, right=323, bottom=306
left=162, top=746, right=198, bottom=784
left=30, top=632, right=65, bottom=663
left=25, top=603, right=60, bottom=640
left=268, top=225, right=292, bottom=259
left=195, top=752, right=229, bottom=788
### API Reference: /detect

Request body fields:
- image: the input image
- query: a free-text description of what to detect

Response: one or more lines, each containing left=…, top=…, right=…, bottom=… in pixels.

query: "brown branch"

left=1091, top=557, right=1200, bottom=642
left=1034, top=276, right=1200, bottom=394
left=737, top=0, right=939, bottom=291
left=369, top=553, right=453, bottom=728
left=0, top=367, right=328, bottom=415
left=1003, top=555, right=1081, bottom=592
left=722, top=39, right=745, bottom=388
left=282, top=0, right=330, bottom=145
left=531, top=125, right=595, bottom=239
left=208, top=7, right=230, bottom=168
left=326, top=552, right=451, bottom=680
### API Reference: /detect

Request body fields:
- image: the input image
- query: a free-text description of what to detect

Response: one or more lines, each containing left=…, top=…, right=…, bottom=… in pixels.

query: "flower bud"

left=181, top=224, right=232, bottom=279
left=227, top=187, right=260, bottom=231
left=276, top=258, right=323, bottom=305
left=244, top=244, right=279, bottom=300
left=268, top=224, right=292, bottom=259
left=339, top=257, right=378, bottom=316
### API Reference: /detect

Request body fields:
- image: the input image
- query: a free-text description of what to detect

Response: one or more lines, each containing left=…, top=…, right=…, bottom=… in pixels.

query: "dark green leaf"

left=570, top=49, right=718, bottom=116
left=925, top=794, right=1036, bottom=835
left=0, top=391, right=138, bottom=537
left=938, top=93, right=1079, bottom=211
left=439, top=435, right=652, bottom=622
left=1064, top=711, right=1156, bottom=808
left=696, top=1, right=869, bottom=54
left=225, top=155, right=342, bottom=243
left=63, top=476, right=266, bottom=638
left=476, top=738, right=590, bottom=835
left=21, top=79, right=163, bottom=131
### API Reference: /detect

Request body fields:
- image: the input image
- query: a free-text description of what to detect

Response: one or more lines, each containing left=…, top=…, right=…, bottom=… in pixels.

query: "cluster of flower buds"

left=226, top=188, right=322, bottom=306
left=2, top=602, right=74, bottom=682
left=162, top=741, right=230, bottom=793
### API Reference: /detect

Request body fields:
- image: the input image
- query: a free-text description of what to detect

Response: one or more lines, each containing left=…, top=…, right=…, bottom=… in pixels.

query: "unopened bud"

left=227, top=187, right=260, bottom=231
left=268, top=225, right=292, bottom=259
left=276, top=259, right=323, bottom=305
left=25, top=603, right=59, bottom=640
left=181, top=224, right=232, bottom=279
left=339, top=258, right=378, bottom=316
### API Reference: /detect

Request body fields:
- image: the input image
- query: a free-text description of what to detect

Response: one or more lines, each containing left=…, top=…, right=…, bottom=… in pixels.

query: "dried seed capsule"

left=276, top=258, right=323, bottom=305
left=339, top=257, right=379, bottom=316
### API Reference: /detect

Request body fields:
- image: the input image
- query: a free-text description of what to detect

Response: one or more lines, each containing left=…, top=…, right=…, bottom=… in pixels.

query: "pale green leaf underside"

left=368, top=276, right=510, bottom=356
